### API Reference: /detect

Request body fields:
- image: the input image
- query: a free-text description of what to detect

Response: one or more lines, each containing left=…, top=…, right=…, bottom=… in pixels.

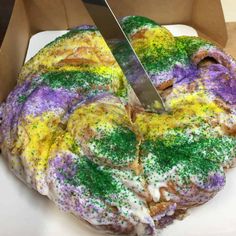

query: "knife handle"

left=82, top=0, right=107, bottom=6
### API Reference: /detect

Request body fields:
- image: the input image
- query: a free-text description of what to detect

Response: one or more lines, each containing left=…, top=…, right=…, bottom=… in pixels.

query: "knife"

left=82, top=0, right=166, bottom=113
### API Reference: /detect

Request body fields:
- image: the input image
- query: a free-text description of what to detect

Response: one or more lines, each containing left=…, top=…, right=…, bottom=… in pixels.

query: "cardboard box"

left=0, top=0, right=227, bottom=103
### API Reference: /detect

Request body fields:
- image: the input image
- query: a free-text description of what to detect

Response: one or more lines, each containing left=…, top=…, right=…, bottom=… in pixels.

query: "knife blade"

left=82, top=0, right=166, bottom=113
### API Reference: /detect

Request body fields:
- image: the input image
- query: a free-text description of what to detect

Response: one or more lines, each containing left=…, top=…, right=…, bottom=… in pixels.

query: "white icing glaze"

left=118, top=195, right=154, bottom=226
left=148, top=182, right=167, bottom=202
left=162, top=190, right=171, bottom=201
left=112, top=169, right=146, bottom=195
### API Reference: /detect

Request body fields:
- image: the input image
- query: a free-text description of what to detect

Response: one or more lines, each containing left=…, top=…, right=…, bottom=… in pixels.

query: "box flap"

left=192, top=0, right=228, bottom=47
left=23, top=0, right=68, bottom=33
left=0, top=0, right=30, bottom=103
left=108, top=0, right=194, bottom=24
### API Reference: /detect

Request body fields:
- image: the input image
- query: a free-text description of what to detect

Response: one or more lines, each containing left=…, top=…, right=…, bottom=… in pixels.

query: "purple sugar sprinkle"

left=50, top=153, right=77, bottom=182
left=174, top=64, right=199, bottom=85
left=204, top=64, right=236, bottom=105
left=203, top=172, right=226, bottom=190
left=21, top=85, right=82, bottom=117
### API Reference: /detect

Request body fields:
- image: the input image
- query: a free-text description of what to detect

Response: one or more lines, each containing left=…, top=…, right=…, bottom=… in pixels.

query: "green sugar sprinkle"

left=90, top=126, right=138, bottom=166
left=18, top=95, right=28, bottom=103
left=70, top=141, right=81, bottom=154
left=64, top=157, right=143, bottom=211
left=139, top=45, right=189, bottom=74
left=111, top=38, right=188, bottom=76
left=121, top=16, right=159, bottom=37
left=46, top=28, right=98, bottom=48
left=41, top=71, right=110, bottom=91
left=134, top=36, right=212, bottom=74
left=120, top=16, right=213, bottom=74
left=40, top=71, right=128, bottom=98
left=141, top=133, right=235, bottom=183
left=175, top=36, right=213, bottom=58
left=66, top=157, right=119, bottom=198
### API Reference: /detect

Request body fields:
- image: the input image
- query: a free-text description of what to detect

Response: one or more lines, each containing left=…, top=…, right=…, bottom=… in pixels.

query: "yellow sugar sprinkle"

left=20, top=31, right=123, bottom=83
left=132, top=27, right=175, bottom=52
left=49, top=132, right=81, bottom=157
left=68, top=102, right=131, bottom=139
left=15, top=112, right=62, bottom=173
left=135, top=90, right=223, bottom=139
